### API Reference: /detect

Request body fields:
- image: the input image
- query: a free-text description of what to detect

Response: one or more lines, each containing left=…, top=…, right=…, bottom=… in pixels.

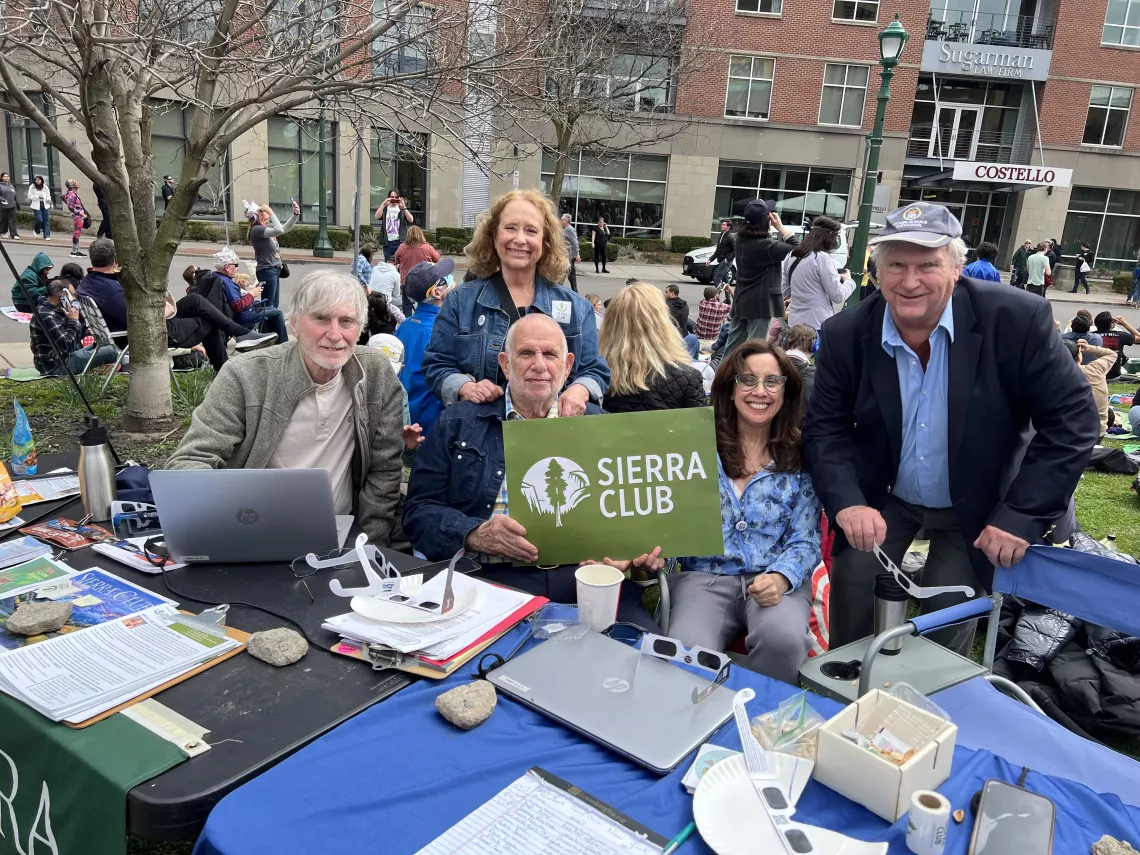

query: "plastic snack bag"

left=10, top=399, right=36, bottom=476
left=0, top=466, right=19, bottom=522
left=750, top=690, right=825, bottom=760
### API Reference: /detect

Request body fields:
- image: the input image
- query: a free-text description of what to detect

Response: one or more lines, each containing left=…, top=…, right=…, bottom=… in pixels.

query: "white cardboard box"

left=814, top=689, right=957, bottom=822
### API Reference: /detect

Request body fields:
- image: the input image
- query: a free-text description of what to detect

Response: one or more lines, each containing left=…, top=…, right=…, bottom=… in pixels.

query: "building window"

left=267, top=117, right=337, bottom=224
left=149, top=102, right=228, bottom=218
left=1062, top=187, right=1140, bottom=272
left=373, top=1, right=430, bottom=76
left=371, top=132, right=429, bottom=227
left=725, top=56, right=774, bottom=120
left=735, top=0, right=780, bottom=13
left=579, top=55, right=675, bottom=113
left=819, top=64, right=869, bottom=127
left=712, top=161, right=851, bottom=236
left=1103, top=0, right=1140, bottom=46
left=5, top=95, right=59, bottom=204
left=540, top=152, right=668, bottom=237
left=1083, top=85, right=1132, bottom=147
left=832, top=0, right=878, bottom=22
left=907, top=76, right=1023, bottom=163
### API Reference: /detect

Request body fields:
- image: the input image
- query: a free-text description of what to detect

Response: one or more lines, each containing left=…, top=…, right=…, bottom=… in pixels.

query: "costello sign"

left=952, top=161, right=1073, bottom=188
left=921, top=40, right=1051, bottom=81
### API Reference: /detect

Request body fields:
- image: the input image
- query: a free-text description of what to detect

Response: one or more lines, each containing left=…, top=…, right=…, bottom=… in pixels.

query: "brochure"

left=0, top=555, right=74, bottom=598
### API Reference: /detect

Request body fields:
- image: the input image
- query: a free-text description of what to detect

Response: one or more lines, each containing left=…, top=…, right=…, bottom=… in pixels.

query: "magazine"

left=0, top=556, right=74, bottom=598
left=0, top=568, right=175, bottom=651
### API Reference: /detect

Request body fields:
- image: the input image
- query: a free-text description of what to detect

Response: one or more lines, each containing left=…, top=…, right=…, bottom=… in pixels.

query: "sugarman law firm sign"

left=922, top=40, right=1051, bottom=81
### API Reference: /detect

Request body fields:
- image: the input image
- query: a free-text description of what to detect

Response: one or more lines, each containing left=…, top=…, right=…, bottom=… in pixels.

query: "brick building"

left=3, top=0, right=1138, bottom=267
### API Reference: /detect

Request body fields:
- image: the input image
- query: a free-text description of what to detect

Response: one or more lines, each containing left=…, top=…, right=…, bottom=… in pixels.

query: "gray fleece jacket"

left=165, top=341, right=405, bottom=545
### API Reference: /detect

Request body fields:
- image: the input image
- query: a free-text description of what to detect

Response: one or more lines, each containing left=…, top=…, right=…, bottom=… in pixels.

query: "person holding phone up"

left=376, top=189, right=414, bottom=263
left=30, top=280, right=119, bottom=376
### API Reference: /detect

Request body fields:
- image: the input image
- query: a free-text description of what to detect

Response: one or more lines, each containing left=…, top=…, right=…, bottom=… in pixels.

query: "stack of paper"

left=323, top=572, right=546, bottom=672
left=0, top=536, right=52, bottom=569
left=0, top=558, right=240, bottom=722
left=0, top=604, right=240, bottom=723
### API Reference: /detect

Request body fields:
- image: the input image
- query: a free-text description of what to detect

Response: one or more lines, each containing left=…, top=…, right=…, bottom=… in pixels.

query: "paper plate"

left=693, top=754, right=886, bottom=855
left=349, top=579, right=481, bottom=624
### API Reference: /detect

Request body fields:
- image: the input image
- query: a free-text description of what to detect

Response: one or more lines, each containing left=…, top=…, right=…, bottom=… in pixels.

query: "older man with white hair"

left=803, top=202, right=1098, bottom=654
left=210, top=246, right=289, bottom=344
left=166, top=270, right=406, bottom=544
left=404, top=312, right=658, bottom=629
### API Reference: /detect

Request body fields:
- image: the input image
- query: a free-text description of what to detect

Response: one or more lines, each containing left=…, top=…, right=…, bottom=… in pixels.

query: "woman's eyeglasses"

left=736, top=373, right=787, bottom=391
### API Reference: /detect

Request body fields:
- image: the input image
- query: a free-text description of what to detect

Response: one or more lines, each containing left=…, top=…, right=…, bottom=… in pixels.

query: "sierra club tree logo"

left=520, top=457, right=591, bottom=527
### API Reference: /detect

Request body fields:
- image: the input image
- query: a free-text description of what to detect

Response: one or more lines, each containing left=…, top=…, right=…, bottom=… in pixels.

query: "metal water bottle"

left=873, top=573, right=909, bottom=655
left=78, top=417, right=117, bottom=521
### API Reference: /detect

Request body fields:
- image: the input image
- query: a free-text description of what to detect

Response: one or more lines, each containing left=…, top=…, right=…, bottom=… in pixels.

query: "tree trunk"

left=548, top=120, right=574, bottom=204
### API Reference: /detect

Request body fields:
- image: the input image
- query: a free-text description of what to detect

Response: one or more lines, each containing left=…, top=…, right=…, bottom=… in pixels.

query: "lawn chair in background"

left=78, top=295, right=190, bottom=393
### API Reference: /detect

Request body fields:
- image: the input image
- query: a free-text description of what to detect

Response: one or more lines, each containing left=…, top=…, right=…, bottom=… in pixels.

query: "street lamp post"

left=313, top=97, right=334, bottom=258
left=845, top=14, right=908, bottom=307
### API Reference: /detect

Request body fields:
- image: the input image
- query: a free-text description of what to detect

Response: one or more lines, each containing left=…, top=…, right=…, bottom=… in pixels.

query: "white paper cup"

left=575, top=564, right=624, bottom=631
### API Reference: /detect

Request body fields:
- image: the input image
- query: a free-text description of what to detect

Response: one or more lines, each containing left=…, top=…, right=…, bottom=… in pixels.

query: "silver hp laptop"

left=150, top=469, right=351, bottom=563
left=487, top=631, right=736, bottom=773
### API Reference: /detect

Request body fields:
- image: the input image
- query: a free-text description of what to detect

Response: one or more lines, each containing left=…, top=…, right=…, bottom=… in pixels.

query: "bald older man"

left=405, top=312, right=658, bottom=630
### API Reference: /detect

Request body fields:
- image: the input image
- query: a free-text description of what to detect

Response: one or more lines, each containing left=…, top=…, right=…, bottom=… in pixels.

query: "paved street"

left=0, top=237, right=1137, bottom=369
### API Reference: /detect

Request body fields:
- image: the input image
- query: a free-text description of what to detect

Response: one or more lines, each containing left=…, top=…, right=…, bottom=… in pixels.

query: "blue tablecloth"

left=194, top=625, right=1140, bottom=855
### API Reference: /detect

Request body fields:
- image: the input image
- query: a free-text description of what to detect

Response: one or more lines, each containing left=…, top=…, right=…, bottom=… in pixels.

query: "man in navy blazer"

left=804, top=203, right=1098, bottom=653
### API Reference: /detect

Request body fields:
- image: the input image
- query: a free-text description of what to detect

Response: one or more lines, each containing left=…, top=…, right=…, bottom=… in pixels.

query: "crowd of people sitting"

left=158, top=190, right=1104, bottom=689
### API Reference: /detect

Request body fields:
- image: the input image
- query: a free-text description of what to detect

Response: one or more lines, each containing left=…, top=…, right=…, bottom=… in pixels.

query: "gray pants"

left=723, top=316, right=772, bottom=360
left=829, top=497, right=983, bottom=656
left=667, top=571, right=811, bottom=685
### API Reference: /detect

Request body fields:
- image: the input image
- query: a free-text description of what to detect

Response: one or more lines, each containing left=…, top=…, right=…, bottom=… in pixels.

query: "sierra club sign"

left=952, top=161, right=1073, bottom=188
left=502, top=408, right=725, bottom=565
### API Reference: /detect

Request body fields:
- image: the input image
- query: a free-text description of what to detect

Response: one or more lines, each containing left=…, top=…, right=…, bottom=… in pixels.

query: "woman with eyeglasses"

left=590, top=338, right=821, bottom=683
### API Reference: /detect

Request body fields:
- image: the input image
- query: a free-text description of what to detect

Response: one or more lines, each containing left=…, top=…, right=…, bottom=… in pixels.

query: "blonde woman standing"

left=600, top=282, right=707, bottom=413
left=393, top=225, right=440, bottom=314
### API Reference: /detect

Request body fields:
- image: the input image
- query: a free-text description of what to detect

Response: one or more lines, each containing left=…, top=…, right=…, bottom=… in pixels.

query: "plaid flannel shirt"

left=481, top=386, right=559, bottom=563
left=695, top=298, right=731, bottom=339
left=31, top=300, right=87, bottom=375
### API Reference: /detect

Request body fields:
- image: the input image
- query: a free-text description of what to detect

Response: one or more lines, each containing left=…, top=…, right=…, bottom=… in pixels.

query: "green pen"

left=662, top=821, right=697, bottom=854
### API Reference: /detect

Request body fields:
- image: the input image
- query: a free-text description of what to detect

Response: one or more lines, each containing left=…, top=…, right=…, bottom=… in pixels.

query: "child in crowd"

left=396, top=258, right=455, bottom=436
left=695, top=285, right=730, bottom=339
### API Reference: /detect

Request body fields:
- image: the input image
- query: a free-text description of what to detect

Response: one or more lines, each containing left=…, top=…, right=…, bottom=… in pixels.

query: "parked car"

left=682, top=223, right=853, bottom=285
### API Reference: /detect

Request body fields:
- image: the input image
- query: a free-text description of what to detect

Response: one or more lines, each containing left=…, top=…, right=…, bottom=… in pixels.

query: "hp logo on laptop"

left=236, top=509, right=260, bottom=526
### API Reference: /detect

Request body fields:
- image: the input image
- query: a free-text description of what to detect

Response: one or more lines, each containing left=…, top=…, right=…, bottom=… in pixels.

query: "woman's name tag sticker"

left=551, top=301, right=572, bottom=324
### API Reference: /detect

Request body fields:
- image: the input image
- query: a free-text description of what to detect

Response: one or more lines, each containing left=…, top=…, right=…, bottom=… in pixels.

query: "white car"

left=682, top=224, right=853, bottom=285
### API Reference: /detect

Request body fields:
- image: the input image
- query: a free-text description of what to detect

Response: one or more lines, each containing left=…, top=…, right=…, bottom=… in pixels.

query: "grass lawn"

left=6, top=376, right=1137, bottom=854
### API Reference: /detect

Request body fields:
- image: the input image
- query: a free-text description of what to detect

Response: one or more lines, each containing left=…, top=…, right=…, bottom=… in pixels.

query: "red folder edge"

left=416, top=594, right=549, bottom=667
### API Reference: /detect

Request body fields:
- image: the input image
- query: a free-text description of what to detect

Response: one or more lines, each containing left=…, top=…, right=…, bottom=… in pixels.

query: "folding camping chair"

left=78, top=295, right=191, bottom=393
left=810, top=546, right=1140, bottom=806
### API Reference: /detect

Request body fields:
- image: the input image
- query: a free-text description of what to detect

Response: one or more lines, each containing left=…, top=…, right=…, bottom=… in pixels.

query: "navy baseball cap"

left=404, top=258, right=456, bottom=304
left=870, top=202, right=963, bottom=248
left=743, top=198, right=777, bottom=225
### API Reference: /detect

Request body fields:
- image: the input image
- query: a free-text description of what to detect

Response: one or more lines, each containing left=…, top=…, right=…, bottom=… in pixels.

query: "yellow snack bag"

left=0, top=467, right=19, bottom=523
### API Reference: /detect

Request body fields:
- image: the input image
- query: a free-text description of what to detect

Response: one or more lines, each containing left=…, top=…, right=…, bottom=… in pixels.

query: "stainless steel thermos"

left=78, top=417, right=117, bottom=521
left=873, top=572, right=909, bottom=655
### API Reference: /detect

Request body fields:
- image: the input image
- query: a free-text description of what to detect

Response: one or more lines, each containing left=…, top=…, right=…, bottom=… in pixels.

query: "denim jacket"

left=421, top=274, right=609, bottom=406
left=679, top=457, right=821, bottom=591
left=403, top=396, right=604, bottom=560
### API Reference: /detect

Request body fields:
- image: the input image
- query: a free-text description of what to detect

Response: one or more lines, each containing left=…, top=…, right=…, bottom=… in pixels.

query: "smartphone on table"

left=967, top=779, right=1055, bottom=855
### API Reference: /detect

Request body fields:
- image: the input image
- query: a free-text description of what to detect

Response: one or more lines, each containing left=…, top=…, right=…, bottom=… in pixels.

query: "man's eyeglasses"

left=736, top=373, right=787, bottom=391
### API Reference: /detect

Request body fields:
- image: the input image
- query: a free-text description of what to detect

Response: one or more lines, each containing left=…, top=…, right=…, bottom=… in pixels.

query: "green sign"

left=502, top=407, right=725, bottom=565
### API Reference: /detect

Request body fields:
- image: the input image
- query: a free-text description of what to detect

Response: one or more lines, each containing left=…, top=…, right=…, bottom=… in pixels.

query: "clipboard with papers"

left=323, top=572, right=547, bottom=678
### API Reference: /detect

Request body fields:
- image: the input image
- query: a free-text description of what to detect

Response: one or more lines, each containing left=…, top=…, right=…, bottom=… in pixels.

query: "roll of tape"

left=906, top=789, right=950, bottom=855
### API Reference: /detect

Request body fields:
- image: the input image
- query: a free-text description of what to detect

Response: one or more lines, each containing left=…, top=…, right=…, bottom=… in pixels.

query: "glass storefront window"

left=370, top=131, right=428, bottom=226
left=267, top=116, right=336, bottom=224
left=5, top=95, right=60, bottom=204
left=713, top=161, right=852, bottom=235
left=149, top=101, right=229, bottom=218
left=1062, top=187, right=1140, bottom=271
left=898, top=186, right=1007, bottom=251
left=540, top=152, right=669, bottom=237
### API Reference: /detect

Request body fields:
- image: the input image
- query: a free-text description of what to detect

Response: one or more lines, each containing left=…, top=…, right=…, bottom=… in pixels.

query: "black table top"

left=4, top=453, right=423, bottom=840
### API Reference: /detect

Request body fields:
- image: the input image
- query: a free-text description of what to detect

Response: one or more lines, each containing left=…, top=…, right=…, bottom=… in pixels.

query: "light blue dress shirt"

left=882, top=301, right=954, bottom=509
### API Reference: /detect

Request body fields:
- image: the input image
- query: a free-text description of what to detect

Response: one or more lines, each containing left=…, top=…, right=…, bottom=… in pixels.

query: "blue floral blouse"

left=679, top=456, right=822, bottom=591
